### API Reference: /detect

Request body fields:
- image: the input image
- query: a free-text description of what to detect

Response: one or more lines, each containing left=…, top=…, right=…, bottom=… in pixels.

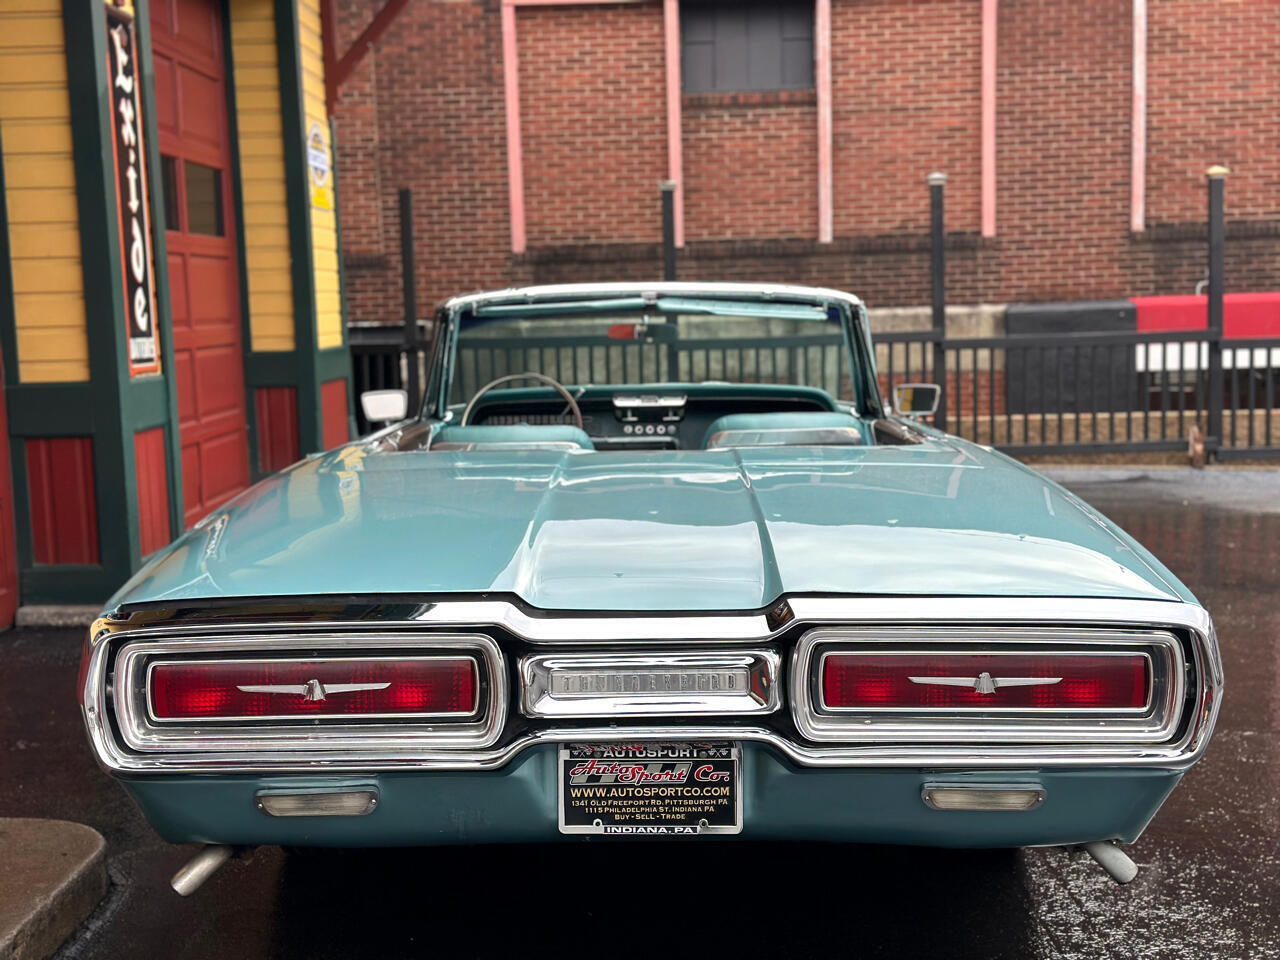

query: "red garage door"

left=150, top=0, right=250, bottom=527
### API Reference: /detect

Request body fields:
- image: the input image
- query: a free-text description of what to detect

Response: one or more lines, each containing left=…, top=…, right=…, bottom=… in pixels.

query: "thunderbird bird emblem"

left=908, top=671, right=1061, bottom=695
left=236, top=679, right=390, bottom=702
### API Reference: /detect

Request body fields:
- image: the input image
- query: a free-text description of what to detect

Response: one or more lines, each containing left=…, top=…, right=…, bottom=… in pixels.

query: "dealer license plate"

left=558, top=742, right=741, bottom=836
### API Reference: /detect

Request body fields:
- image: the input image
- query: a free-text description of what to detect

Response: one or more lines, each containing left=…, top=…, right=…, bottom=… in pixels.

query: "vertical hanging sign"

left=106, top=4, right=161, bottom=376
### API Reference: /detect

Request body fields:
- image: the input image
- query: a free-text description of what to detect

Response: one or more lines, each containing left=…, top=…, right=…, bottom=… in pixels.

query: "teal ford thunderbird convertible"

left=80, top=283, right=1222, bottom=893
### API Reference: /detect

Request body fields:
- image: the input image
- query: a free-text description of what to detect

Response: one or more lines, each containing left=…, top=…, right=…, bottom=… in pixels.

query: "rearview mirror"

left=892, top=383, right=940, bottom=419
left=361, top=389, right=408, bottom=425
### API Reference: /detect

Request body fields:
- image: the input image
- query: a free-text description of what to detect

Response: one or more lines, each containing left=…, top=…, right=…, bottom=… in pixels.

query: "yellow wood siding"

left=1, top=1, right=89, bottom=383
left=297, top=0, right=343, bottom=350
left=229, top=0, right=295, bottom=352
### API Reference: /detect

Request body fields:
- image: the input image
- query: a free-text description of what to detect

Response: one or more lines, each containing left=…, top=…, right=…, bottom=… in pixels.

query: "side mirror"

left=361, top=389, right=408, bottom=425
left=892, top=383, right=940, bottom=419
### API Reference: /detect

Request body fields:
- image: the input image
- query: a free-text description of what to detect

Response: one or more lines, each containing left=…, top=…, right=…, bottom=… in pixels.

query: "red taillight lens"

left=821, top=653, right=1150, bottom=710
left=149, top=657, right=478, bottom=720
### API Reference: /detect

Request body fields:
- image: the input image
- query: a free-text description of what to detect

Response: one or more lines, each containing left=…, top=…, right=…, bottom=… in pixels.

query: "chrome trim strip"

left=795, top=629, right=1182, bottom=743
left=84, top=723, right=1217, bottom=775
left=81, top=596, right=1222, bottom=775
left=521, top=651, right=780, bottom=718
left=101, top=595, right=1204, bottom=644
left=920, top=782, right=1047, bottom=812
left=109, top=635, right=505, bottom=754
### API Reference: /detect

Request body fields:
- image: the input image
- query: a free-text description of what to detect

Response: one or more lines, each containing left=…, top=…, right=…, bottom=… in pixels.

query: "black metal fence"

left=450, top=333, right=850, bottom=403
left=875, top=328, right=1280, bottom=459
left=349, top=324, right=430, bottom=434
left=352, top=323, right=1280, bottom=458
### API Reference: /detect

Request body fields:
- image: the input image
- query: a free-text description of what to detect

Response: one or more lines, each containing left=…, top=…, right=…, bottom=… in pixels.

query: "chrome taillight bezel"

left=112, top=633, right=506, bottom=753
left=791, top=626, right=1187, bottom=744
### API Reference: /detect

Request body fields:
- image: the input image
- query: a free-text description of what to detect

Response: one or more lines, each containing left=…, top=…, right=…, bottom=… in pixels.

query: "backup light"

left=149, top=657, right=478, bottom=720
left=922, top=783, right=1046, bottom=812
left=256, top=790, right=378, bottom=817
left=821, top=652, right=1150, bottom=711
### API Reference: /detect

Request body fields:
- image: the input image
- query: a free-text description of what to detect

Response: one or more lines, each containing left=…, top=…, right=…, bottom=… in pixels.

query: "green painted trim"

left=122, top=376, right=172, bottom=433
left=20, top=564, right=117, bottom=606
left=0, top=123, right=30, bottom=583
left=222, top=0, right=265, bottom=481
left=244, top=352, right=299, bottom=387
left=62, top=0, right=141, bottom=592
left=0, top=123, right=18, bottom=389
left=317, top=346, right=350, bottom=384
left=6, top=385, right=96, bottom=436
left=328, top=117, right=355, bottom=437
left=132, top=0, right=185, bottom=539
left=274, top=0, right=323, bottom=454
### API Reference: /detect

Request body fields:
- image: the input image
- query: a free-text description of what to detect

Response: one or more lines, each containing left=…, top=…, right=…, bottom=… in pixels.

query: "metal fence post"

left=928, top=172, right=948, bottom=431
left=1206, top=166, right=1228, bottom=454
left=399, top=188, right=419, bottom=414
left=661, top=180, right=677, bottom=283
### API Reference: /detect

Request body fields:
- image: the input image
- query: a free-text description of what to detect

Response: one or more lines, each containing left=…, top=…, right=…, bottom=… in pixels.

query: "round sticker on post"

left=307, top=122, right=332, bottom=210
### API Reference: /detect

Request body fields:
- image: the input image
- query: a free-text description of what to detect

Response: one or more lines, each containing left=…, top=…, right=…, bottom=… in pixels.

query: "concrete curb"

left=13, top=607, right=100, bottom=629
left=0, top=820, right=107, bottom=960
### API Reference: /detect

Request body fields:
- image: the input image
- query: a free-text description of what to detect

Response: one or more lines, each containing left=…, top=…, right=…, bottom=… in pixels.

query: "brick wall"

left=520, top=4, right=668, bottom=246
left=334, top=0, right=1280, bottom=323
left=335, top=0, right=516, bottom=326
left=683, top=91, right=817, bottom=240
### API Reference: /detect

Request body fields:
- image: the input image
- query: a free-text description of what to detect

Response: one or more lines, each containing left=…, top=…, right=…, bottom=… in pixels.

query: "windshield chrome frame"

left=422, top=283, right=884, bottom=422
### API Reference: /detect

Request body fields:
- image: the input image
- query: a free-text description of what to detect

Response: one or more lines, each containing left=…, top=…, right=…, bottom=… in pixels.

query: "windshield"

left=447, top=302, right=859, bottom=407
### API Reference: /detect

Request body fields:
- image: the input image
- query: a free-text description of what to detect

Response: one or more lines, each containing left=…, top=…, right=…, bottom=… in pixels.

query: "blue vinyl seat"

left=430, top=424, right=595, bottom=452
left=702, top=412, right=868, bottom=450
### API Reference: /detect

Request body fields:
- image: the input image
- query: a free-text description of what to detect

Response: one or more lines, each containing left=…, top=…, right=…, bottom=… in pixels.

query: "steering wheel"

left=460, top=372, right=585, bottom=430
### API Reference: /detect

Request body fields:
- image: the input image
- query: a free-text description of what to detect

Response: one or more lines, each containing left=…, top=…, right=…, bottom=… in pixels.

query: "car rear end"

left=81, top=594, right=1221, bottom=851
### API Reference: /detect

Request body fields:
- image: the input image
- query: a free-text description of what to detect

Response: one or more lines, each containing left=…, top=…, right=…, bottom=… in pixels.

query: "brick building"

left=0, top=0, right=354, bottom=618
left=332, top=0, right=1280, bottom=326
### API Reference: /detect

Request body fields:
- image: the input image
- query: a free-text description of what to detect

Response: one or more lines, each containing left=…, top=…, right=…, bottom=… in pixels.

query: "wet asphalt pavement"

left=2, top=468, right=1278, bottom=959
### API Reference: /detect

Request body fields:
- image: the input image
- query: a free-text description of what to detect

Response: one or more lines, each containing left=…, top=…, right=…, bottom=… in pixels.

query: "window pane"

left=746, top=5, right=783, bottom=91
left=184, top=161, right=224, bottom=236
left=160, top=154, right=180, bottom=231
left=712, top=5, right=749, bottom=92
left=681, top=1, right=813, bottom=94
left=781, top=36, right=813, bottom=88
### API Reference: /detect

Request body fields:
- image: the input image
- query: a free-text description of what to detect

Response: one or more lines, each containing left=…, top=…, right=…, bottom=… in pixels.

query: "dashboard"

left=470, top=386, right=838, bottom=451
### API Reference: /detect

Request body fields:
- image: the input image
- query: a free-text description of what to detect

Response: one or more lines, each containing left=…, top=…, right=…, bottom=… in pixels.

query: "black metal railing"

left=349, top=324, right=431, bottom=434
left=876, top=327, right=1280, bottom=459
left=350, top=323, right=1280, bottom=459
left=450, top=333, right=849, bottom=403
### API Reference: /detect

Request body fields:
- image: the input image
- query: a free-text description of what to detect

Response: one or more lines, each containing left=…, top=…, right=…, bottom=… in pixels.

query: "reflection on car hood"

left=110, top=439, right=1187, bottom=611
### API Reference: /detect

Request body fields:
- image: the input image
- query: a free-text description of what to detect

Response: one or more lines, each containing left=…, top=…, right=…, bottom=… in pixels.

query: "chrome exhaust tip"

left=170, top=844, right=235, bottom=896
left=1082, top=840, right=1139, bottom=885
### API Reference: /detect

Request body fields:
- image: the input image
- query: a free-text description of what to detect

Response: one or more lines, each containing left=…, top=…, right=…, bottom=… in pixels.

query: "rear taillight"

left=821, top=652, right=1150, bottom=711
left=149, top=657, right=478, bottom=720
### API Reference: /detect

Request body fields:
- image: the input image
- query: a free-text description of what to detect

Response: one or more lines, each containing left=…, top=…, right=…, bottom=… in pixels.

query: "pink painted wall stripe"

left=664, top=0, right=685, bottom=247
left=980, top=0, right=997, bottom=238
left=501, top=0, right=526, bottom=254
left=501, top=0, right=679, bottom=254
left=1131, top=0, right=1147, bottom=232
left=815, top=0, right=833, bottom=243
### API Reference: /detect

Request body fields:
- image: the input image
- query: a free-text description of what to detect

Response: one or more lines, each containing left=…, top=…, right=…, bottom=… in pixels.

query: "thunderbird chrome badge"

left=908, top=671, right=1062, bottom=696
left=235, top=679, right=390, bottom=702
